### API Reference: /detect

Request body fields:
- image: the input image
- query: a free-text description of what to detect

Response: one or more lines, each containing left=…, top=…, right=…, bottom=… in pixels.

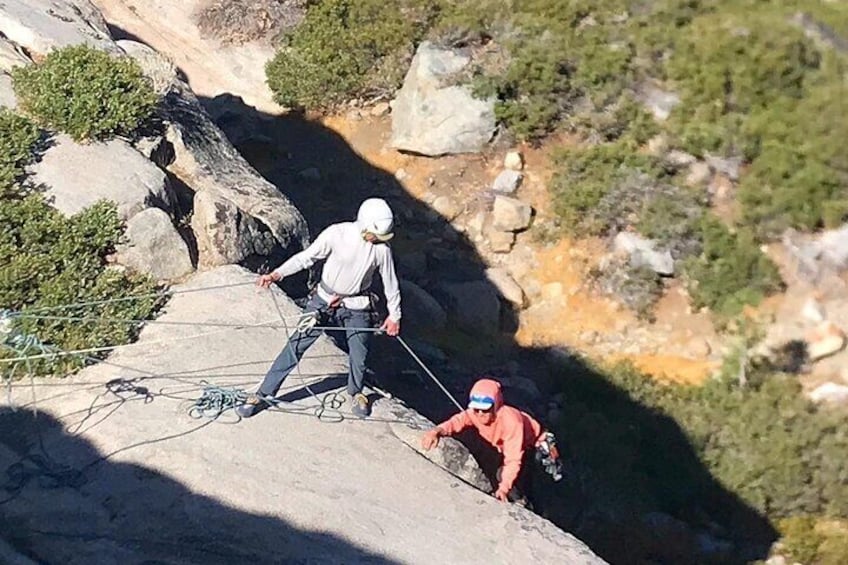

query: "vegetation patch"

left=12, top=45, right=157, bottom=141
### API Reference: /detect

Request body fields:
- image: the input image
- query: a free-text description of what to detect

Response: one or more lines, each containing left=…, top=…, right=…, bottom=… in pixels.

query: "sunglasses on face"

left=472, top=407, right=493, bottom=414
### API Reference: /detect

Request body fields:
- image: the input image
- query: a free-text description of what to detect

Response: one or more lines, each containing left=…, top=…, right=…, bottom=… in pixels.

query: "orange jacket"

left=437, top=379, right=543, bottom=493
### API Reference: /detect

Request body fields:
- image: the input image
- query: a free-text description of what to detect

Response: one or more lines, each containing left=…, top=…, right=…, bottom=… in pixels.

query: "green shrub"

left=0, top=109, right=41, bottom=196
left=265, top=0, right=438, bottom=109
left=666, top=10, right=821, bottom=157
left=0, top=196, right=159, bottom=377
left=550, top=142, right=664, bottom=236
left=779, top=516, right=825, bottom=564
left=11, top=44, right=156, bottom=141
left=682, top=215, right=784, bottom=318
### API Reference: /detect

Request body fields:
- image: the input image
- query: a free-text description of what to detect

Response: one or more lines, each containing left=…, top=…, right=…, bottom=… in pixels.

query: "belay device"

left=536, top=431, right=563, bottom=482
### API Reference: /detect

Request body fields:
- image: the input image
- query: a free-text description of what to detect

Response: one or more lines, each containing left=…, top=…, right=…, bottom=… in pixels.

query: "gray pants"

left=257, top=294, right=374, bottom=398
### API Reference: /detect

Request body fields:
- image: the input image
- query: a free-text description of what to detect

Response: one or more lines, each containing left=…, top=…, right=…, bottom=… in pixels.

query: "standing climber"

left=237, top=197, right=401, bottom=419
left=421, top=378, right=562, bottom=505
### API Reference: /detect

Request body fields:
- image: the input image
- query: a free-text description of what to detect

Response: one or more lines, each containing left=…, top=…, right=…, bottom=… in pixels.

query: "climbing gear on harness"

left=351, top=392, right=371, bottom=418
left=536, top=431, right=563, bottom=482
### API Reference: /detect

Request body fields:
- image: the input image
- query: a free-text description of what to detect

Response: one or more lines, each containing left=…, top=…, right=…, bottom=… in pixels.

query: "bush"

left=0, top=109, right=41, bottom=196
left=682, top=215, right=784, bottom=318
left=265, top=0, right=438, bottom=109
left=0, top=195, right=159, bottom=377
left=11, top=45, right=157, bottom=141
left=550, top=142, right=666, bottom=236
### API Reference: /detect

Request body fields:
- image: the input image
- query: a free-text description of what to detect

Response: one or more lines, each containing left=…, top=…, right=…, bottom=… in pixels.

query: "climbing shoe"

left=351, top=393, right=371, bottom=419
left=236, top=394, right=268, bottom=419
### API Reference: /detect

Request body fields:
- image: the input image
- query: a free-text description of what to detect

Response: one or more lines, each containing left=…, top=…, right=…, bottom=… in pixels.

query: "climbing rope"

left=1, top=280, right=463, bottom=423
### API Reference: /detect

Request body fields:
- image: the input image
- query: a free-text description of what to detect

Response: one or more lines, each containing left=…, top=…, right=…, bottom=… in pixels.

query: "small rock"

left=686, top=162, right=712, bottom=186
left=580, top=331, right=599, bottom=344
left=666, top=150, right=697, bottom=167
left=808, top=382, right=848, bottom=406
left=115, top=208, right=193, bottom=281
left=492, top=195, right=533, bottom=232
left=503, top=151, right=524, bottom=171
left=613, top=232, right=675, bottom=276
left=805, top=321, right=846, bottom=361
left=647, top=135, right=669, bottom=156
left=431, top=195, right=462, bottom=221
left=395, top=168, right=409, bottom=181
left=541, top=282, right=563, bottom=301
left=370, top=101, right=391, bottom=117
left=704, top=154, right=742, bottom=181
left=708, top=174, right=734, bottom=201
left=485, top=267, right=527, bottom=308
left=637, top=83, right=681, bottom=121
left=492, top=169, right=523, bottom=195
left=488, top=230, right=515, bottom=253
left=298, top=167, right=321, bottom=181
left=466, top=211, right=487, bottom=239
left=801, top=296, right=826, bottom=323
left=687, top=338, right=712, bottom=358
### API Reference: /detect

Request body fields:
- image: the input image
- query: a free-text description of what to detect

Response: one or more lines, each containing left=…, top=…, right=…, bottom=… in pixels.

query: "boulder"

left=818, top=223, right=848, bottom=270
left=504, top=151, right=524, bottom=171
left=0, top=0, right=117, bottom=57
left=1, top=265, right=604, bottom=564
left=391, top=41, right=496, bottom=156
left=613, top=232, right=675, bottom=276
left=704, top=154, right=742, bottom=182
left=431, top=195, right=461, bottom=221
left=0, top=73, right=16, bottom=109
left=492, top=195, right=533, bottom=232
left=399, top=280, right=448, bottom=332
left=28, top=134, right=171, bottom=221
left=808, top=382, right=848, bottom=406
left=0, top=37, right=30, bottom=72
left=637, top=83, right=680, bottom=121
left=115, top=207, right=193, bottom=281
left=492, top=169, right=523, bottom=195
left=437, top=280, right=501, bottom=334
left=122, top=42, right=308, bottom=267
left=685, top=162, right=712, bottom=186
left=487, top=230, right=515, bottom=253
left=191, top=190, right=278, bottom=267
left=485, top=267, right=527, bottom=308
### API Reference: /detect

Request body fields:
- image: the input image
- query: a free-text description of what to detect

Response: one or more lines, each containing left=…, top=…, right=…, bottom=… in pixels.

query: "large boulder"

left=0, top=265, right=605, bottom=564
left=191, top=189, right=278, bottom=267
left=484, top=267, right=527, bottom=308
left=28, top=134, right=171, bottom=221
left=391, top=41, right=496, bottom=156
left=400, top=280, right=448, bottom=332
left=0, top=37, right=30, bottom=72
left=121, top=41, right=308, bottom=267
left=0, top=74, right=16, bottom=109
left=0, top=0, right=117, bottom=57
left=437, top=280, right=501, bottom=334
left=613, top=232, right=675, bottom=276
left=115, top=207, right=194, bottom=281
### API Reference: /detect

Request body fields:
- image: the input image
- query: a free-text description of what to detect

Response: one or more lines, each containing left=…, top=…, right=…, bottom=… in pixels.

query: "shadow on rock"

left=0, top=407, right=397, bottom=564
left=197, top=94, right=778, bottom=564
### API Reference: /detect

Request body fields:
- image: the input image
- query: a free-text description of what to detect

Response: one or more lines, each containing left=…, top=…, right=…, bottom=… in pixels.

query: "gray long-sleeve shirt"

left=273, top=222, right=402, bottom=321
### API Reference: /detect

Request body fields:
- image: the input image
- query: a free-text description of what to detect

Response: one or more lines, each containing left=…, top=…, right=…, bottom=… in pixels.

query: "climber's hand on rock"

left=257, top=272, right=281, bottom=289
left=421, top=429, right=441, bottom=450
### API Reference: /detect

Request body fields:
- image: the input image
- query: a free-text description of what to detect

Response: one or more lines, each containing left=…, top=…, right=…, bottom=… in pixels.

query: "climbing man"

left=421, top=378, right=562, bottom=506
left=237, top=197, right=401, bottom=419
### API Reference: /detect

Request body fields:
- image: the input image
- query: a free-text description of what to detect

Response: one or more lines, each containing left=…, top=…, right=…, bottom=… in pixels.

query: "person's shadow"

left=0, top=407, right=396, bottom=564
left=194, top=93, right=780, bottom=564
